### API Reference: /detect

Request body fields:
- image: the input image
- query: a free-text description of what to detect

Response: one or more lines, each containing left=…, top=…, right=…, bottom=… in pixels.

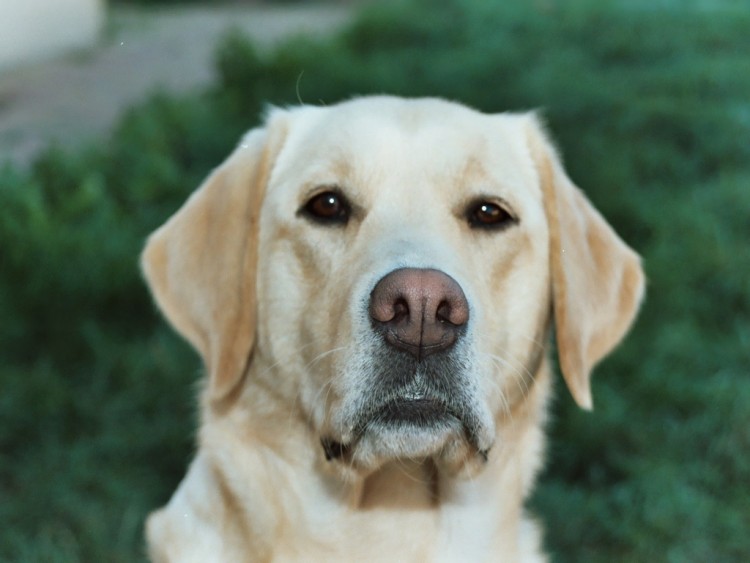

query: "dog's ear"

left=526, top=115, right=645, bottom=410
left=141, top=115, right=288, bottom=401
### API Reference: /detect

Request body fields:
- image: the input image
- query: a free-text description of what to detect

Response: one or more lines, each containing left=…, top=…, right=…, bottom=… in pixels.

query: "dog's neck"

left=187, top=358, right=552, bottom=560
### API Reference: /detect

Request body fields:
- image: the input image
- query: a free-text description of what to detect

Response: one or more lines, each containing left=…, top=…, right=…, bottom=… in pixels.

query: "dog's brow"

left=458, top=155, right=490, bottom=185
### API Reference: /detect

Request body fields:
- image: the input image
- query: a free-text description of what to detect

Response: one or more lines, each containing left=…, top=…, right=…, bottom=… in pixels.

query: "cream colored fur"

left=141, top=96, right=644, bottom=562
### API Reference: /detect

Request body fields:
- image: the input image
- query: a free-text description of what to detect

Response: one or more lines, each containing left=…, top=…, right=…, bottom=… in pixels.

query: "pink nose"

left=369, top=268, right=469, bottom=361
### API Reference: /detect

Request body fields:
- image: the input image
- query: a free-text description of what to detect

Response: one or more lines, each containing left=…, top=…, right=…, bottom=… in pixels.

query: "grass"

left=1, top=0, right=749, bottom=560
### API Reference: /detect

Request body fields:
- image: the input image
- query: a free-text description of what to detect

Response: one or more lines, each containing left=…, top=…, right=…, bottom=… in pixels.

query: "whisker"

left=392, top=457, right=433, bottom=487
left=305, top=346, right=349, bottom=370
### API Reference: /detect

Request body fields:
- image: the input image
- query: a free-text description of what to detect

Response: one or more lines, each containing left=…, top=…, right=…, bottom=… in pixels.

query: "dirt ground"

left=0, top=4, right=352, bottom=167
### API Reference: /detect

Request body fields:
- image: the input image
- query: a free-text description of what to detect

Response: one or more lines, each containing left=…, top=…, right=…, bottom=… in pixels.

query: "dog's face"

left=142, top=97, right=644, bottom=477
left=257, top=99, right=549, bottom=473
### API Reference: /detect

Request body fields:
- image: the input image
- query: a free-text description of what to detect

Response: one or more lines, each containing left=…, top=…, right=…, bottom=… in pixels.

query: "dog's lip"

left=321, top=395, right=468, bottom=460
left=321, top=398, right=457, bottom=461
left=371, top=396, right=459, bottom=426
left=321, top=391, right=496, bottom=465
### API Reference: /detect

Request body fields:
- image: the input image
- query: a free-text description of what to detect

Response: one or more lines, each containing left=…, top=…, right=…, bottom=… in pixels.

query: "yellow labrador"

left=142, top=96, right=644, bottom=562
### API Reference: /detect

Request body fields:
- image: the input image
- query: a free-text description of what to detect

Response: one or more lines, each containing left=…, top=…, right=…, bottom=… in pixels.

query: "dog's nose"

left=369, top=268, right=469, bottom=360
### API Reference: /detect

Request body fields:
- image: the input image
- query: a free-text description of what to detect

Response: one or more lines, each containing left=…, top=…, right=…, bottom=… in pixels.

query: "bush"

left=2, top=0, right=748, bottom=560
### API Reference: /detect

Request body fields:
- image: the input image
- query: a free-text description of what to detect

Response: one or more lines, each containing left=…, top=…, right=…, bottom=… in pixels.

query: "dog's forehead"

left=271, top=97, right=540, bottom=203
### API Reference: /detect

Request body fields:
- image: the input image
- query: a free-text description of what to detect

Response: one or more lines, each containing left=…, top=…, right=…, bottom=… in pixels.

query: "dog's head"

left=142, top=97, right=644, bottom=476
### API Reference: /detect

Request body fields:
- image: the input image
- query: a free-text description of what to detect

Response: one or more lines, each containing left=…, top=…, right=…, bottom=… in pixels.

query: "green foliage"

left=2, top=0, right=749, bottom=560
left=0, top=97, right=218, bottom=561
left=112, top=0, right=225, bottom=5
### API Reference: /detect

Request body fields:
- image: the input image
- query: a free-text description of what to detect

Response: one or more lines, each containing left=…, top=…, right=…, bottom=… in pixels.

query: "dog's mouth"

left=373, top=396, right=459, bottom=426
left=322, top=393, right=485, bottom=463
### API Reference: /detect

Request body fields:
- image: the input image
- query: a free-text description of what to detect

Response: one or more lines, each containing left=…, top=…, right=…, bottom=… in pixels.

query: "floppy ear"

left=141, top=116, right=287, bottom=401
left=526, top=116, right=645, bottom=410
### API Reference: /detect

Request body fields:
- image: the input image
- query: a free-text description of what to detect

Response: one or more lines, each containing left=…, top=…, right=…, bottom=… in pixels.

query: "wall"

left=0, top=0, right=104, bottom=70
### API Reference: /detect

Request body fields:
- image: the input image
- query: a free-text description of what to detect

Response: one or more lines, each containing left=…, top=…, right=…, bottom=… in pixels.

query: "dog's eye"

left=301, top=191, right=350, bottom=225
left=467, top=201, right=517, bottom=230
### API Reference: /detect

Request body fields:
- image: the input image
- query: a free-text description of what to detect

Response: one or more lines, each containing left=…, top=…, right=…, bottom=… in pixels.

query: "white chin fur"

left=345, top=420, right=489, bottom=476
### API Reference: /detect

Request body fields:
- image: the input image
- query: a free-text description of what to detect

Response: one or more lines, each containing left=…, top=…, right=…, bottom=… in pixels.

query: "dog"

left=142, top=96, right=644, bottom=562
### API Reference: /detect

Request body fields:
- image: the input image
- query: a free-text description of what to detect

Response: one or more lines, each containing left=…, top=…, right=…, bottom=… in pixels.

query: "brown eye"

left=301, top=190, right=350, bottom=225
left=467, top=201, right=516, bottom=230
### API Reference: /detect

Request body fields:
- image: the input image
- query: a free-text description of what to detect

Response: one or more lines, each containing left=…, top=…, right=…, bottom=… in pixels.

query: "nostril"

left=370, top=295, right=410, bottom=325
left=436, top=295, right=469, bottom=326
left=392, top=298, right=409, bottom=323
left=436, top=300, right=453, bottom=324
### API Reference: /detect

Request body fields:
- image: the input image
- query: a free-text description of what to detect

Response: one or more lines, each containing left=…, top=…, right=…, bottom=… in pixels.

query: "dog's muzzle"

left=322, top=268, right=487, bottom=464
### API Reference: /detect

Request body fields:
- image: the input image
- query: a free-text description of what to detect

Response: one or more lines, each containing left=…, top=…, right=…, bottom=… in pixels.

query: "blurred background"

left=1, top=0, right=748, bottom=561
